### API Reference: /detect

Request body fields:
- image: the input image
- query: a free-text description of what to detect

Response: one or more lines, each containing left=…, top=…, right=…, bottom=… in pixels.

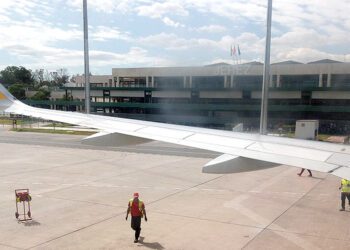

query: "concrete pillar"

left=183, top=76, right=187, bottom=88
left=277, top=75, right=281, bottom=88
left=146, top=76, right=149, bottom=87
left=230, top=75, right=234, bottom=88
left=189, top=76, right=192, bottom=88
left=224, top=75, right=228, bottom=88
left=318, top=74, right=323, bottom=87
left=116, top=76, right=120, bottom=87
left=327, top=73, right=331, bottom=87
left=151, top=76, right=154, bottom=87
left=269, top=74, right=273, bottom=87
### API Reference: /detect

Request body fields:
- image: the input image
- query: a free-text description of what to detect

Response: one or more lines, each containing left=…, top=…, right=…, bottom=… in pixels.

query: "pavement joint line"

left=0, top=157, right=103, bottom=178
left=25, top=174, right=225, bottom=249
left=39, top=195, right=125, bottom=208
left=0, top=242, right=24, bottom=250
left=25, top=211, right=127, bottom=250
left=88, top=156, right=194, bottom=184
left=147, top=174, right=226, bottom=206
left=34, top=161, right=170, bottom=197
left=264, top=227, right=350, bottom=244
left=241, top=174, right=327, bottom=249
left=152, top=210, right=266, bottom=230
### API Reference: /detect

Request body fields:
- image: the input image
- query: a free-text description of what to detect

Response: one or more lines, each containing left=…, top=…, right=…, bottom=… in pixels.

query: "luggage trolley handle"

left=15, top=189, right=32, bottom=220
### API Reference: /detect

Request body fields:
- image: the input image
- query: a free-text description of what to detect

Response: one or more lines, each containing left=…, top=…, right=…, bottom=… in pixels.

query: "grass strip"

left=10, top=128, right=95, bottom=136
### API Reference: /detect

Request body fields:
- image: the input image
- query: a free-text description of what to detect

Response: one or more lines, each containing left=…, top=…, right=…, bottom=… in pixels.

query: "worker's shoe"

left=134, top=239, right=138, bottom=243
left=308, top=174, right=312, bottom=177
left=297, top=173, right=301, bottom=176
left=339, top=208, right=345, bottom=211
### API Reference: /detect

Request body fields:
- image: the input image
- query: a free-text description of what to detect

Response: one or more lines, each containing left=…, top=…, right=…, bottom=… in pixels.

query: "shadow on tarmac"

left=138, top=237, right=164, bottom=249
left=23, top=220, right=41, bottom=227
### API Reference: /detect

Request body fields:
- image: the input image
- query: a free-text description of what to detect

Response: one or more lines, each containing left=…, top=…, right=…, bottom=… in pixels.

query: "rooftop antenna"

left=83, top=0, right=90, bottom=114
left=259, top=0, right=273, bottom=134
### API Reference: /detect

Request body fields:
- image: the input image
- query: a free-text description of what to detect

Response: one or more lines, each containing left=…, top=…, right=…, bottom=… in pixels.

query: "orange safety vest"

left=129, top=199, right=144, bottom=217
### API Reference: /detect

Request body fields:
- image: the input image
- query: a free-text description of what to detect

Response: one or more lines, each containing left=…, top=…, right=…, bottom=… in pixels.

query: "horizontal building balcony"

left=23, top=100, right=350, bottom=113
left=62, top=86, right=350, bottom=92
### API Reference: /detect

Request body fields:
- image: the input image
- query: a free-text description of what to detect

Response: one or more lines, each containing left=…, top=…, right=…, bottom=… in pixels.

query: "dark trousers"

left=299, top=168, right=312, bottom=176
left=131, top=216, right=141, bottom=239
left=341, top=192, right=350, bottom=209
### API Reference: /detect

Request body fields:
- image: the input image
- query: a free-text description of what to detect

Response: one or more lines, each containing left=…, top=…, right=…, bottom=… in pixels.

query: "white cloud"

left=1, top=0, right=350, bottom=72
left=139, top=33, right=190, bottom=50
left=68, top=24, right=80, bottom=28
left=139, top=32, right=263, bottom=56
left=0, top=20, right=82, bottom=50
left=162, top=17, right=184, bottom=28
left=91, top=26, right=131, bottom=42
left=196, top=25, right=227, bottom=33
left=136, top=1, right=188, bottom=18
left=66, top=0, right=137, bottom=14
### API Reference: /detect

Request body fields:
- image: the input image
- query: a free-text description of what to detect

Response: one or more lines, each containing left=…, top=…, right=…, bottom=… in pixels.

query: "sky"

left=0, top=0, right=349, bottom=75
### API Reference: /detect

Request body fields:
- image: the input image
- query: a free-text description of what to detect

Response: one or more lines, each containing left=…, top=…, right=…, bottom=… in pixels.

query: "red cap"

left=133, top=192, right=139, bottom=198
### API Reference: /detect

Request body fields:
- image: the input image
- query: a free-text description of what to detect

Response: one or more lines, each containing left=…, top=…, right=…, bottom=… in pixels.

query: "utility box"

left=295, top=120, right=319, bottom=140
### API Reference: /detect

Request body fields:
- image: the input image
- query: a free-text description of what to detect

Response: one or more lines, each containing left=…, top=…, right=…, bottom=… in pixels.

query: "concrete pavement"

left=0, top=129, right=349, bottom=249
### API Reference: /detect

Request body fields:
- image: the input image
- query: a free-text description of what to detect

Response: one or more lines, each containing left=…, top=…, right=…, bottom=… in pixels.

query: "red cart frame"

left=15, top=189, right=32, bottom=221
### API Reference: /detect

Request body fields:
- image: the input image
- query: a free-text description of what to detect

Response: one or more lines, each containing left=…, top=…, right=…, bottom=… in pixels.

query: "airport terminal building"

left=26, top=59, right=350, bottom=133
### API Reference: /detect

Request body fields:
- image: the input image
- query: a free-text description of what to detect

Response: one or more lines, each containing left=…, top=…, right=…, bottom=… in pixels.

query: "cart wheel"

left=15, top=212, right=19, bottom=219
left=27, top=211, right=31, bottom=218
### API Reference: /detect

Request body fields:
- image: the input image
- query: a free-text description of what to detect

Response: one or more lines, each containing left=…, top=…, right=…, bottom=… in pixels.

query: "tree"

left=0, top=66, right=34, bottom=86
left=31, top=89, right=51, bottom=100
left=8, top=83, right=26, bottom=100
left=51, top=68, right=70, bottom=87
left=32, top=69, right=44, bottom=87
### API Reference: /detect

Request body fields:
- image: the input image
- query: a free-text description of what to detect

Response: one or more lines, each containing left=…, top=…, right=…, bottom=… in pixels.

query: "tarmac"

left=0, top=127, right=350, bottom=250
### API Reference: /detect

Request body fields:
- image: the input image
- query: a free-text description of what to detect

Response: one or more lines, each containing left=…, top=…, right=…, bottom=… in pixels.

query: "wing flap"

left=202, top=154, right=279, bottom=174
left=82, top=131, right=152, bottom=147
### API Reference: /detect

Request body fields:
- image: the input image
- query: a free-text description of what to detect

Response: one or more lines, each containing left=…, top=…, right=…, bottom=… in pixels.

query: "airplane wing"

left=1, top=84, right=350, bottom=179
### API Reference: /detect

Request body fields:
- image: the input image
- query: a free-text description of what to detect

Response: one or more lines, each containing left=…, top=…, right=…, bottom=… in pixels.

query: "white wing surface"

left=1, top=84, right=350, bottom=179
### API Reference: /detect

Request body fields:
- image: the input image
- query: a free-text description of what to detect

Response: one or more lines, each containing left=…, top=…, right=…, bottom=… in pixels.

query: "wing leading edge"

left=1, top=83, right=350, bottom=179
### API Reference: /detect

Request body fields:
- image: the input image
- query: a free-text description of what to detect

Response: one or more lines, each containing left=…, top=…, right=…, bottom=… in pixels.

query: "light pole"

left=259, top=0, right=273, bottom=134
left=83, top=0, right=90, bottom=114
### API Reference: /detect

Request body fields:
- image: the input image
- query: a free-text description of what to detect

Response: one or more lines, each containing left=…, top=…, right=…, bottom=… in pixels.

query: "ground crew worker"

left=339, top=178, right=350, bottom=211
left=126, top=192, right=147, bottom=243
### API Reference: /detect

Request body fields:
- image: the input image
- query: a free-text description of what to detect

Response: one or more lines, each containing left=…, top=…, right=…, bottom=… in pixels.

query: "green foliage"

left=0, top=66, right=34, bottom=86
left=8, top=83, right=26, bottom=100
left=31, top=89, right=51, bottom=100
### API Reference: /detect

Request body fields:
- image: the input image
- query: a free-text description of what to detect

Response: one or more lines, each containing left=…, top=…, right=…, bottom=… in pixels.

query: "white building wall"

left=72, top=75, right=113, bottom=87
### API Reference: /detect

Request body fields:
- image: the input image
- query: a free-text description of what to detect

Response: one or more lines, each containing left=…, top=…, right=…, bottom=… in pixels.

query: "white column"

left=224, top=75, right=228, bottom=88
left=116, top=76, right=120, bottom=87
left=230, top=75, right=234, bottom=88
left=146, top=76, right=149, bottom=87
left=189, top=76, right=192, bottom=88
left=151, top=76, right=154, bottom=87
left=277, top=75, right=281, bottom=88
left=318, top=74, right=323, bottom=87
left=327, top=73, right=331, bottom=87
left=183, top=76, right=187, bottom=88
left=269, top=74, right=273, bottom=87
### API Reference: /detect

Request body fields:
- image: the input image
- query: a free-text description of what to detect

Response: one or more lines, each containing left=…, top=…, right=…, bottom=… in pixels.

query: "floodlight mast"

left=83, top=0, right=90, bottom=114
left=259, top=0, right=273, bottom=134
